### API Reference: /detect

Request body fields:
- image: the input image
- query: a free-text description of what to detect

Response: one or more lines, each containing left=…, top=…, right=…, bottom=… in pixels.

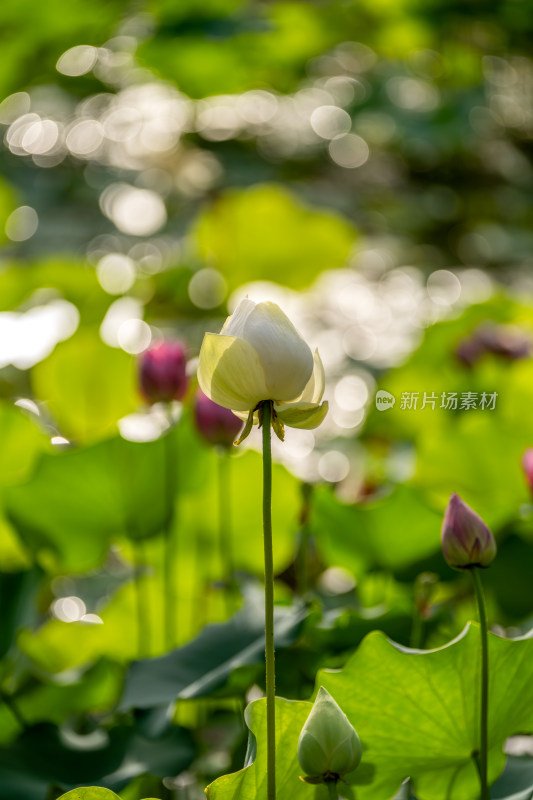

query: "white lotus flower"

left=197, top=298, right=328, bottom=442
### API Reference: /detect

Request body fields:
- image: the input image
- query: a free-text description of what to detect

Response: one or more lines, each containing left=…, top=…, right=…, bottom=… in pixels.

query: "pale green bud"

left=298, top=686, right=362, bottom=781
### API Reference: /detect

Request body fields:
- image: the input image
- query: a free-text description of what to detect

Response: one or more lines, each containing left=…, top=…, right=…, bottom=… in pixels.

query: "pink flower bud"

left=139, top=341, right=188, bottom=404
left=441, top=493, right=496, bottom=569
left=476, top=325, right=530, bottom=361
left=194, top=390, right=243, bottom=448
left=522, top=449, right=533, bottom=494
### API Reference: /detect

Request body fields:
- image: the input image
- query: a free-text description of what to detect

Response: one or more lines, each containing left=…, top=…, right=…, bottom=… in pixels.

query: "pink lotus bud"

left=139, top=341, right=188, bottom=404
left=194, top=390, right=243, bottom=448
left=441, top=494, right=496, bottom=569
left=455, top=337, right=484, bottom=368
left=477, top=325, right=530, bottom=361
left=522, top=449, right=533, bottom=494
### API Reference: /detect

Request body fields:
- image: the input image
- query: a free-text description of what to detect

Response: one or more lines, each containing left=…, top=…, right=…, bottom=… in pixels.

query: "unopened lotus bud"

left=455, top=337, right=484, bottom=368
left=194, top=390, right=243, bottom=448
left=139, top=341, right=188, bottom=404
left=522, top=449, right=533, bottom=495
left=477, top=325, right=530, bottom=361
left=298, top=686, right=361, bottom=782
left=441, top=493, right=496, bottom=570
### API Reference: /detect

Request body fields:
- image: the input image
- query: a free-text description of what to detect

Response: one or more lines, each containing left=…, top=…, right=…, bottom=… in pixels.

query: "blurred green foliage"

left=1, top=0, right=533, bottom=798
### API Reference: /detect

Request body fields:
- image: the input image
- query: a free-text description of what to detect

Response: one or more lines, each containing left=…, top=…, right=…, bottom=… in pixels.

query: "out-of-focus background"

left=1, top=2, right=533, bottom=799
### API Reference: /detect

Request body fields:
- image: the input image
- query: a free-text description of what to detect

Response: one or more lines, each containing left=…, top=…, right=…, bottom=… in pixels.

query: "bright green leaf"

left=318, top=625, right=533, bottom=800
left=209, top=626, right=533, bottom=800
left=193, top=184, right=356, bottom=291
left=31, top=327, right=138, bottom=444
left=57, top=790, right=121, bottom=800
left=312, top=485, right=443, bottom=573
left=206, top=697, right=333, bottom=800
left=5, top=429, right=180, bottom=572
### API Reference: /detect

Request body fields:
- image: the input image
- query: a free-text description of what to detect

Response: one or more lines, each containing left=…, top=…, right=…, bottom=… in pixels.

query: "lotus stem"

left=261, top=400, right=276, bottom=800
left=217, top=449, right=235, bottom=612
left=326, top=780, right=339, bottom=800
left=471, top=567, right=490, bottom=800
left=164, top=411, right=177, bottom=649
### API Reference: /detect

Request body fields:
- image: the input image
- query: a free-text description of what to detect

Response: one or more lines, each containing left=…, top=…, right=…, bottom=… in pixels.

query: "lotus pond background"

left=1, top=0, right=533, bottom=798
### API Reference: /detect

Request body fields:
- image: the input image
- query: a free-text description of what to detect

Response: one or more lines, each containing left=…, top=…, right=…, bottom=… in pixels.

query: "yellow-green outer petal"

left=274, top=400, right=328, bottom=429
left=294, top=348, right=325, bottom=404
left=198, top=333, right=269, bottom=412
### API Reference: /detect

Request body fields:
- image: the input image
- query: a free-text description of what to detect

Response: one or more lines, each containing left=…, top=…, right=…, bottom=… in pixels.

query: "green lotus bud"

left=298, top=686, right=361, bottom=782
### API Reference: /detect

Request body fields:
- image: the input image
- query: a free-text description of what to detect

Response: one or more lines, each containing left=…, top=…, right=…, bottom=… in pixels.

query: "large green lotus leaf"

left=311, top=485, right=442, bottom=573
left=317, top=625, right=533, bottom=800
left=119, top=592, right=308, bottom=710
left=206, top=697, right=332, bottom=800
left=193, top=184, right=356, bottom=291
left=6, top=436, right=170, bottom=572
left=31, top=327, right=138, bottom=444
left=411, top=343, right=533, bottom=529
left=57, top=791, right=121, bottom=800
left=0, top=402, right=51, bottom=486
left=0, top=721, right=195, bottom=800
left=58, top=792, right=160, bottom=800
left=208, top=627, right=533, bottom=800
left=4, top=424, right=198, bottom=572
left=413, top=412, right=531, bottom=531
left=0, top=404, right=52, bottom=569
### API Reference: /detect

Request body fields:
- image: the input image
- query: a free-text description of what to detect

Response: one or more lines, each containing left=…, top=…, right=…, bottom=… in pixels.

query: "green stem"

left=326, top=780, right=339, bottom=800
left=164, top=413, right=177, bottom=649
left=262, top=401, right=276, bottom=800
left=217, top=450, right=234, bottom=612
left=133, top=542, right=148, bottom=657
left=296, top=482, right=312, bottom=596
left=471, top=567, right=490, bottom=800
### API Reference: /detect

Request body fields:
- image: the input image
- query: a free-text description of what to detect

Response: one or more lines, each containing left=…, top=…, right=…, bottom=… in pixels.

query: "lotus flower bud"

left=194, top=390, right=243, bottom=448
left=455, top=324, right=530, bottom=368
left=298, top=686, right=361, bottom=782
left=455, top=337, right=484, bottom=368
left=522, top=449, right=533, bottom=495
left=139, top=341, right=188, bottom=404
left=476, top=325, right=530, bottom=361
left=441, top=493, right=496, bottom=570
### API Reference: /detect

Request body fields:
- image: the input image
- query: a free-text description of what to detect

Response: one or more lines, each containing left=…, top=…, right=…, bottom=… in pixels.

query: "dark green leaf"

left=119, top=590, right=308, bottom=709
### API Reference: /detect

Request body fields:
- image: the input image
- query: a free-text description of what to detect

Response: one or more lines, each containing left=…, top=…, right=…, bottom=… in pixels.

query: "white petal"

left=240, top=302, right=313, bottom=401
left=221, top=297, right=256, bottom=337
left=197, top=333, right=269, bottom=411
left=293, top=348, right=325, bottom=404
left=274, top=400, right=329, bottom=429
